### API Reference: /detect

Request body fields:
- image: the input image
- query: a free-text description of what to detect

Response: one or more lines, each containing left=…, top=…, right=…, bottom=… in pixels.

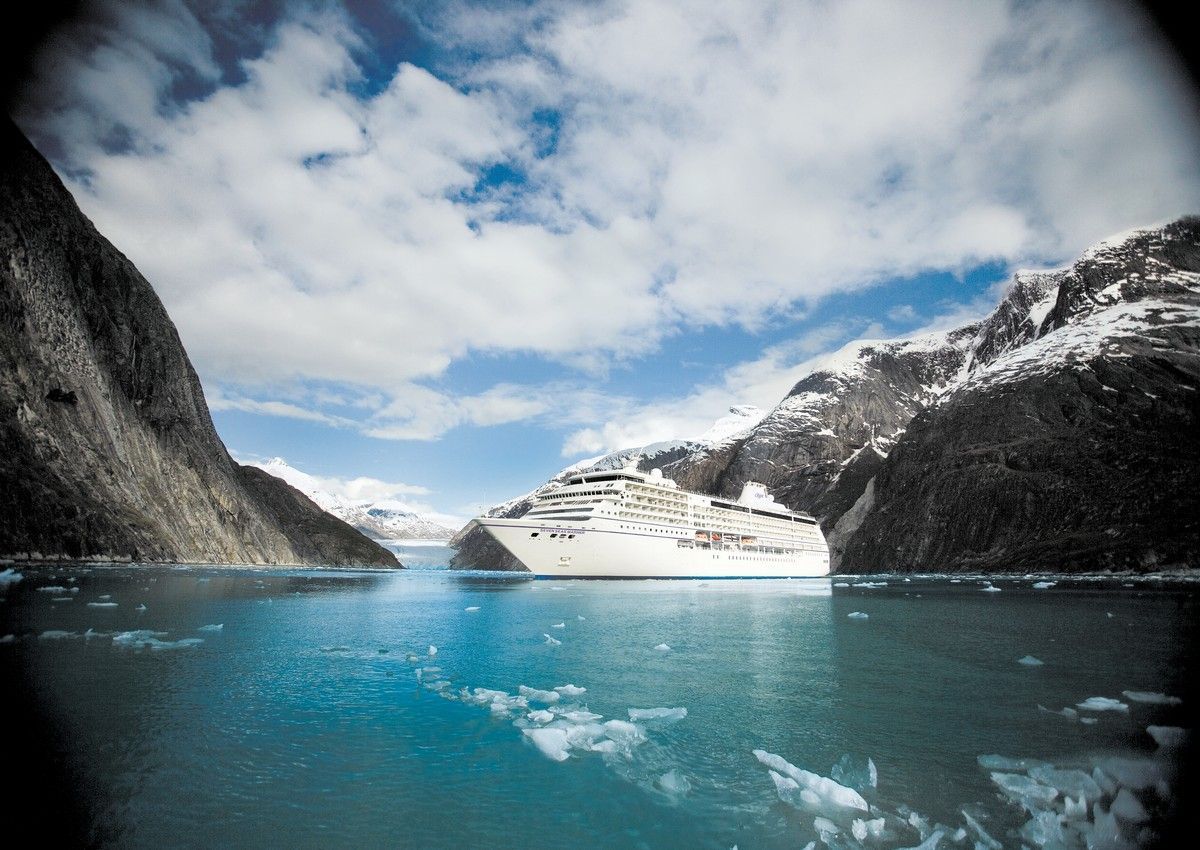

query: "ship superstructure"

left=468, top=468, right=829, bottom=578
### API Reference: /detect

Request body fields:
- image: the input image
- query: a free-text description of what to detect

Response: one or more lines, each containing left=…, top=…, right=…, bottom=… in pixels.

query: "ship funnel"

left=736, top=482, right=777, bottom=507
left=650, top=468, right=662, bottom=479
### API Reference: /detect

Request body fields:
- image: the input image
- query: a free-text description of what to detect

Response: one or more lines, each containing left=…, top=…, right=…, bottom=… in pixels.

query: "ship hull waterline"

left=472, top=518, right=831, bottom=579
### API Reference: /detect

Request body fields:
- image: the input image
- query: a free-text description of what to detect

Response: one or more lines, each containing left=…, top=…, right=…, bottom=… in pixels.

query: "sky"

left=11, top=0, right=1200, bottom=525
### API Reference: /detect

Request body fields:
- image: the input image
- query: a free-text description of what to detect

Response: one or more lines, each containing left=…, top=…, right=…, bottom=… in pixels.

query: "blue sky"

left=14, top=0, right=1200, bottom=524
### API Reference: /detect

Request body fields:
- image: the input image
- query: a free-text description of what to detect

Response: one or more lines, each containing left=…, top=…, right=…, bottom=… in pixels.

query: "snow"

left=697, top=405, right=765, bottom=444
left=1076, top=697, right=1129, bottom=712
left=1018, top=655, right=1044, bottom=666
left=628, top=707, right=687, bottom=722
left=1121, top=690, right=1181, bottom=705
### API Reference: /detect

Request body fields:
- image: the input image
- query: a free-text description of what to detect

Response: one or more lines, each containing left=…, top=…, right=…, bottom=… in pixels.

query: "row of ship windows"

left=529, top=532, right=576, bottom=539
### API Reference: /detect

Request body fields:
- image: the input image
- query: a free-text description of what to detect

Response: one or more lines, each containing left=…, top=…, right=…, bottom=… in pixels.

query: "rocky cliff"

left=454, top=219, right=1199, bottom=573
left=0, top=119, right=398, bottom=567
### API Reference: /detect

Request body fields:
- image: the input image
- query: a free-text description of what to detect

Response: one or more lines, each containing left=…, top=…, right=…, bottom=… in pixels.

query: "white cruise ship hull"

left=473, top=517, right=830, bottom=578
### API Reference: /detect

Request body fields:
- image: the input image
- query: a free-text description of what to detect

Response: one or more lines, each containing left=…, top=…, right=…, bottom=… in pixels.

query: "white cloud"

left=15, top=0, right=1200, bottom=443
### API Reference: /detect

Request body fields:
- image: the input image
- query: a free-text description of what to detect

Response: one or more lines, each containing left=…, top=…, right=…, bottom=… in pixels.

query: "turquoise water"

left=1, top=564, right=1195, bottom=849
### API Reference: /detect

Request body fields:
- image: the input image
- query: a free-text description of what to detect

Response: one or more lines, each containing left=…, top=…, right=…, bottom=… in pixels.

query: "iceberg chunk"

left=1032, top=581, right=1056, bottom=589
left=1121, top=690, right=1181, bottom=705
left=628, top=707, right=687, bottom=722
left=543, top=634, right=561, bottom=646
left=656, top=769, right=691, bottom=796
left=654, top=643, right=671, bottom=651
left=553, top=684, right=586, bottom=697
left=830, top=753, right=877, bottom=791
left=1027, top=765, right=1103, bottom=801
left=1076, top=697, right=1129, bottom=712
left=87, top=601, right=118, bottom=608
left=961, top=810, right=1002, bottom=850
left=847, top=611, right=869, bottom=620
left=0, top=569, right=23, bottom=586
left=1110, top=788, right=1149, bottom=824
left=1017, top=655, right=1044, bottom=666
left=753, top=749, right=869, bottom=812
left=551, top=622, right=565, bottom=629
left=1146, top=725, right=1187, bottom=749
left=464, top=606, right=480, bottom=612
left=523, top=727, right=570, bottom=761
left=527, top=709, right=554, bottom=724
left=198, top=623, right=223, bottom=632
left=428, top=645, right=438, bottom=656
left=989, top=772, right=1058, bottom=804
left=518, top=685, right=561, bottom=704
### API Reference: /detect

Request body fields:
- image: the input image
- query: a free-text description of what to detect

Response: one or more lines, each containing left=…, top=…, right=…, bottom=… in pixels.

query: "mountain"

left=250, top=458, right=458, bottom=541
left=0, top=119, right=398, bottom=568
left=453, top=219, right=1199, bottom=573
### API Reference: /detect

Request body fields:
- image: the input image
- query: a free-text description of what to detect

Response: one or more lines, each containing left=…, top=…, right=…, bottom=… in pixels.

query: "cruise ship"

left=468, top=467, right=830, bottom=578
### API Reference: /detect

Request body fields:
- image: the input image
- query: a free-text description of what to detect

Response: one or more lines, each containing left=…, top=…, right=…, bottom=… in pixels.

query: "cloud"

left=14, top=0, right=1200, bottom=443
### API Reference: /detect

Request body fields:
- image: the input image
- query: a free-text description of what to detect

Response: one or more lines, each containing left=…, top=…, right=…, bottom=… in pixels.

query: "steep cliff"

left=0, top=119, right=398, bottom=567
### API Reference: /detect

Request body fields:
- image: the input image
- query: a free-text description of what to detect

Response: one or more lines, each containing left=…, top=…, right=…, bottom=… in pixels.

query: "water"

left=2, top=566, right=1196, bottom=849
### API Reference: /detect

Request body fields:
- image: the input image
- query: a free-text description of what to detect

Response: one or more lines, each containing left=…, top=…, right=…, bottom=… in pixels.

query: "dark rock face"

left=0, top=120, right=398, bottom=567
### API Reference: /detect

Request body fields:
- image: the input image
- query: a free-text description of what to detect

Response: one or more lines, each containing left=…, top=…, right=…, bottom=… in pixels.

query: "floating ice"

left=833, top=582, right=850, bottom=587
left=543, top=634, right=561, bottom=646
left=628, top=707, right=687, bottom=722
left=1092, top=767, right=1117, bottom=796
left=1019, top=810, right=1069, bottom=848
left=897, top=830, right=943, bottom=850
left=1028, top=765, right=1103, bottom=801
left=1032, top=581, right=1057, bottom=589
left=980, top=584, right=1001, bottom=593
left=554, top=684, right=586, bottom=697
left=753, top=749, right=869, bottom=812
left=551, top=622, right=565, bottom=629
left=1146, top=725, right=1187, bottom=748
left=464, top=606, right=480, bottom=612
left=198, top=624, right=223, bottom=632
left=37, top=586, right=70, bottom=593
left=87, top=601, right=118, bottom=608
left=654, top=643, right=671, bottom=651
left=577, top=615, right=586, bottom=620
left=559, top=709, right=603, bottom=723
left=523, top=727, right=571, bottom=761
left=550, top=586, right=565, bottom=591
left=1076, top=697, right=1128, bottom=712
left=39, top=630, right=75, bottom=640
left=0, top=569, right=23, bottom=586
left=847, top=611, right=869, bottom=620
left=98, top=594, right=111, bottom=600
left=1064, top=794, right=1088, bottom=819
left=813, top=816, right=840, bottom=837
left=1038, top=704, right=1079, bottom=721
left=1121, top=690, right=1181, bottom=705
left=830, top=753, right=877, bottom=791
left=961, top=810, right=1001, bottom=850
left=977, top=755, right=1048, bottom=771
left=856, top=581, right=887, bottom=588
left=1018, top=655, right=1044, bottom=666
left=135, top=604, right=147, bottom=611
left=113, top=630, right=202, bottom=650
left=657, top=769, right=691, bottom=796
left=1095, top=757, right=1165, bottom=791
left=405, top=652, right=419, bottom=662
left=527, top=709, right=554, bottom=724
left=518, top=685, right=561, bottom=704
left=1111, top=788, right=1149, bottom=824
left=51, top=597, right=73, bottom=602
left=990, top=772, right=1058, bottom=804
left=0, top=634, right=14, bottom=644
left=428, top=645, right=438, bottom=656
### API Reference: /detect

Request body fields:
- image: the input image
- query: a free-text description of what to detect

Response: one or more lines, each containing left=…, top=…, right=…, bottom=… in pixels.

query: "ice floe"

left=1146, top=725, right=1187, bottom=748
left=518, top=685, right=561, bottom=704
left=39, top=630, right=75, bottom=640
left=112, top=630, right=203, bottom=650
left=0, top=569, right=23, bottom=586
left=1032, top=581, right=1057, bottom=589
left=87, top=601, right=118, bottom=608
left=0, top=634, right=14, bottom=644
left=37, top=586, right=75, bottom=593
left=1038, top=704, right=1079, bottom=721
left=523, top=727, right=571, bottom=761
left=428, top=644, right=438, bottom=656
left=554, top=684, right=586, bottom=697
left=1017, top=655, right=1044, bottom=666
left=990, top=771, right=1059, bottom=804
left=653, top=643, right=671, bottom=651
left=464, top=606, right=480, bottom=612
left=833, top=582, right=850, bottom=587
left=656, top=769, right=691, bottom=796
left=628, top=707, right=687, bottom=723
left=847, top=611, right=869, bottom=619
left=1110, top=788, right=1149, bottom=823
left=1121, top=690, right=1181, bottom=705
left=1076, top=696, right=1129, bottom=712
left=198, top=623, right=223, bottom=632
left=981, top=583, right=1001, bottom=592
left=543, top=633, right=561, bottom=646
left=551, top=622, right=565, bottom=629
left=753, top=749, right=869, bottom=813
left=830, top=753, right=877, bottom=791
left=135, top=604, right=147, bottom=611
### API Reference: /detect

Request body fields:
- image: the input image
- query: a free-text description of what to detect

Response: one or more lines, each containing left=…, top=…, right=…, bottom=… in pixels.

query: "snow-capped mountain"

left=453, top=217, right=1200, bottom=573
left=251, top=458, right=457, bottom=541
